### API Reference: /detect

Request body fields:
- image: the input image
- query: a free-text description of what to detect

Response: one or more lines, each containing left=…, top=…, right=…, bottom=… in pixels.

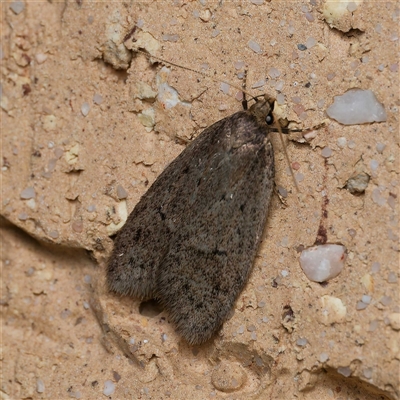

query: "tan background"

left=1, top=1, right=399, bottom=399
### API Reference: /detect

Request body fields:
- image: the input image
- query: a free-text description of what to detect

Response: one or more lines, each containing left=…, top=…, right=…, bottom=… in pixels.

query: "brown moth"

left=107, top=92, right=280, bottom=345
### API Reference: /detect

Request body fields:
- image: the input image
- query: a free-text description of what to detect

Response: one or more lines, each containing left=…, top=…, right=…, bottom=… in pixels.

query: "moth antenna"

left=134, top=47, right=318, bottom=195
left=275, top=120, right=300, bottom=193
left=134, top=48, right=256, bottom=100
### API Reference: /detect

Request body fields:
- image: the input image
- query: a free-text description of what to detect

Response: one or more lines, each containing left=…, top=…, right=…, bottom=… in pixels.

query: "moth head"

left=248, top=95, right=276, bottom=129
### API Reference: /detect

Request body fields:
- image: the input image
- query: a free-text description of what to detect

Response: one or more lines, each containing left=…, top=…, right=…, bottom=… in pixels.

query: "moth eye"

left=265, top=114, right=274, bottom=125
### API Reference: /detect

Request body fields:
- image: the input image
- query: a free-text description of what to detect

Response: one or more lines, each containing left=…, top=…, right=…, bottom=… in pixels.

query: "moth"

left=107, top=86, right=285, bottom=345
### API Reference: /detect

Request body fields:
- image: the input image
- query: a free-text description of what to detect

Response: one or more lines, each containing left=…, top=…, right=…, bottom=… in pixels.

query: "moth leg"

left=241, top=68, right=249, bottom=110
left=241, top=69, right=265, bottom=109
left=269, top=121, right=326, bottom=134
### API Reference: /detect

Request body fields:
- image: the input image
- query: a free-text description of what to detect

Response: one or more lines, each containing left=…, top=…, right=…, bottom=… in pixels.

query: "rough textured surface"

left=1, top=1, right=399, bottom=399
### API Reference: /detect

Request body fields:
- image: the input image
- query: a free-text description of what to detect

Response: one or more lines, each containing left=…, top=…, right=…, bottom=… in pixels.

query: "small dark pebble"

left=22, top=84, right=31, bottom=96
left=297, top=44, right=307, bottom=51
left=113, top=371, right=121, bottom=382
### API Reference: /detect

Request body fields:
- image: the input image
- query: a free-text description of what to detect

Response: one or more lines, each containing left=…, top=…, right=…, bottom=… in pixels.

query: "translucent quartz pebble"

left=326, top=89, right=387, bottom=125
left=300, top=244, right=346, bottom=282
